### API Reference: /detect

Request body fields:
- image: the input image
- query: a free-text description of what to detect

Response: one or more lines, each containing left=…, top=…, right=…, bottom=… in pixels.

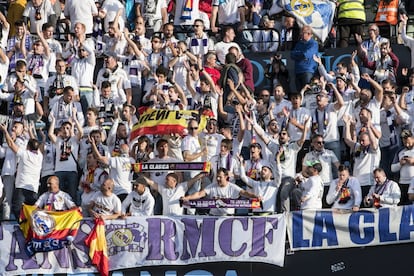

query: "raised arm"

left=90, top=136, right=109, bottom=165
left=48, top=113, right=57, bottom=144
left=142, top=175, right=159, bottom=191
left=330, top=82, right=344, bottom=111
left=37, top=24, right=50, bottom=58
left=0, top=124, right=19, bottom=153
left=343, top=115, right=356, bottom=149
left=361, top=73, right=383, bottom=103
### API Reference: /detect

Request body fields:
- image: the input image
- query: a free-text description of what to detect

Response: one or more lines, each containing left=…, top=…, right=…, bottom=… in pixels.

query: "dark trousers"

left=337, top=18, right=364, bottom=48
left=12, top=188, right=38, bottom=219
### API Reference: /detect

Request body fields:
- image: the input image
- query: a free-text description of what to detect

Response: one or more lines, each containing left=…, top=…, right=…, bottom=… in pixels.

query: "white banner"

left=272, top=0, right=336, bottom=42
left=287, top=206, right=414, bottom=251
left=0, top=214, right=286, bottom=275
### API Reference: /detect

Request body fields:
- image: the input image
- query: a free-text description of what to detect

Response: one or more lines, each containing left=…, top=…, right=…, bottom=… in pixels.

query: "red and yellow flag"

left=20, top=204, right=83, bottom=241
left=130, top=109, right=208, bottom=141
left=85, top=218, right=109, bottom=276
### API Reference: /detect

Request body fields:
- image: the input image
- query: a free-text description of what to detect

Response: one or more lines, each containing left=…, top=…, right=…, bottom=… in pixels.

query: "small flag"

left=85, top=218, right=109, bottom=276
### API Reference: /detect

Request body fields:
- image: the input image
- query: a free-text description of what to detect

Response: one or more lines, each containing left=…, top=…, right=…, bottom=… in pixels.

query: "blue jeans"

left=55, top=171, right=80, bottom=205
left=79, top=87, right=94, bottom=115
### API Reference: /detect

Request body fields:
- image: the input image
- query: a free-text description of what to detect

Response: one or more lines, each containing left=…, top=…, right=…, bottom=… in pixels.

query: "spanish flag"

left=19, top=204, right=83, bottom=256
left=130, top=109, right=208, bottom=141
left=85, top=218, right=109, bottom=276
left=20, top=204, right=82, bottom=241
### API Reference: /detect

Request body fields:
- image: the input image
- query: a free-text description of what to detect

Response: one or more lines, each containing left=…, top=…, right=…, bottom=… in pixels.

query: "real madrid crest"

left=30, top=210, right=56, bottom=237
left=290, top=0, right=314, bottom=17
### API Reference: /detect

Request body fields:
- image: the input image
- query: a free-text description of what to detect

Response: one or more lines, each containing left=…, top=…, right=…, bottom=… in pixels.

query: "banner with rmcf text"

left=0, top=214, right=286, bottom=275
left=287, top=206, right=414, bottom=251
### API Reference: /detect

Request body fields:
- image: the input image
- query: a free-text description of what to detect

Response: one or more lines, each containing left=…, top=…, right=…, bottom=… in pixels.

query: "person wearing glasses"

left=356, top=23, right=389, bottom=75
left=303, top=134, right=340, bottom=208
left=182, top=119, right=208, bottom=214
left=186, top=19, right=214, bottom=58
left=311, top=83, right=344, bottom=161
left=290, top=25, right=318, bottom=91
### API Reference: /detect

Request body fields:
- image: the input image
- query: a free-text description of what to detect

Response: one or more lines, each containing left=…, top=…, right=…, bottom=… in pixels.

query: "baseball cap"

left=305, top=160, right=321, bottom=167
left=336, top=74, right=347, bottom=83
left=103, top=51, right=118, bottom=60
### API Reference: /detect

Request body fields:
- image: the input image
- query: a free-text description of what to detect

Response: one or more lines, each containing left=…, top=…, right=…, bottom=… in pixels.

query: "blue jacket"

left=290, top=38, right=318, bottom=74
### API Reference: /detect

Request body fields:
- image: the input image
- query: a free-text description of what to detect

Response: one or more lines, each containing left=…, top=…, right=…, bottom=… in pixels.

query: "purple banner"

left=180, top=198, right=262, bottom=209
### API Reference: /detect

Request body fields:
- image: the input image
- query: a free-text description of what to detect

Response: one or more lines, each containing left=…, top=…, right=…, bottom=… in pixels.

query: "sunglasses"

left=189, top=127, right=199, bottom=130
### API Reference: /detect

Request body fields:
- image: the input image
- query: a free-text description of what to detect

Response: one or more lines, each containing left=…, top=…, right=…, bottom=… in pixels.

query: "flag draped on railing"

left=19, top=204, right=83, bottom=256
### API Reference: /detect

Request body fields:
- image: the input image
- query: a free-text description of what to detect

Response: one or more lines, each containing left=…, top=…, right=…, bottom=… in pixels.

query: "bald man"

left=35, top=175, right=77, bottom=211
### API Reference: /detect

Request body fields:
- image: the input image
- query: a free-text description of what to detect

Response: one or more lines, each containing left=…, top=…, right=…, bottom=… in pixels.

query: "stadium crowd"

left=1, top=0, right=414, bottom=220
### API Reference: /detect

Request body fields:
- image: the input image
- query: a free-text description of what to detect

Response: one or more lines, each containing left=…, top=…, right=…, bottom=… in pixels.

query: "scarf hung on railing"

left=180, top=0, right=193, bottom=20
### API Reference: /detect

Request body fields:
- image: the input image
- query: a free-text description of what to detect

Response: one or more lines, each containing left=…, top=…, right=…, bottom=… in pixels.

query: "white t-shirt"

left=203, top=182, right=242, bottom=216
left=214, top=41, right=241, bottom=65
left=109, top=155, right=134, bottom=196
left=159, top=182, right=188, bottom=216
left=64, top=0, right=98, bottom=34
left=303, top=149, right=339, bottom=186
left=35, top=190, right=76, bottom=211
left=54, top=136, right=79, bottom=172
left=15, top=148, right=43, bottom=193
left=91, top=191, right=122, bottom=215
left=300, top=175, right=323, bottom=210
left=101, top=0, right=125, bottom=32
left=353, top=143, right=381, bottom=186
left=0, top=136, right=27, bottom=176
left=212, top=0, right=244, bottom=25
left=198, top=132, right=224, bottom=161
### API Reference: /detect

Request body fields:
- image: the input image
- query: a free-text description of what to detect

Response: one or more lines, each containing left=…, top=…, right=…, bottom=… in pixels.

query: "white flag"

left=276, top=0, right=336, bottom=42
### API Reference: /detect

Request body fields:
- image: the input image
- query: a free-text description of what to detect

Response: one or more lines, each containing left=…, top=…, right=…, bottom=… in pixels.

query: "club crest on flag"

left=290, top=0, right=314, bottom=17
left=276, top=0, right=336, bottom=42
left=30, top=210, right=56, bottom=237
